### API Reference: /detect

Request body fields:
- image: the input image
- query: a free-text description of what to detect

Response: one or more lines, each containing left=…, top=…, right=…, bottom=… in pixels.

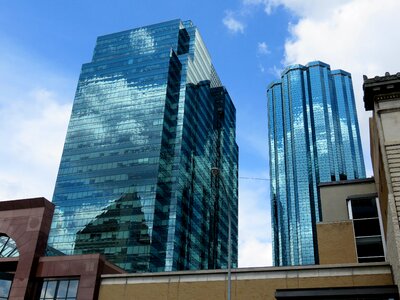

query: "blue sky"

left=1, top=0, right=400, bottom=267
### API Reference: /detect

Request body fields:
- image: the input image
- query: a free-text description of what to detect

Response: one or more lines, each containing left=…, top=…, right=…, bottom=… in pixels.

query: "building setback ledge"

left=319, top=177, right=374, bottom=187
left=363, top=72, right=400, bottom=110
left=101, top=262, right=392, bottom=284
left=0, top=197, right=54, bottom=211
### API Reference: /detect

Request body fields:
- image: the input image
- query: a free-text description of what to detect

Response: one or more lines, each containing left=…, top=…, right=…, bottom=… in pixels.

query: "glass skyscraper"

left=267, top=61, right=365, bottom=266
left=49, top=19, right=238, bottom=273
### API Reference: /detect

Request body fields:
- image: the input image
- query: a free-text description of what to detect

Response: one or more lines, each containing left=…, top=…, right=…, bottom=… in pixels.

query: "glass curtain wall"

left=49, top=19, right=238, bottom=273
left=267, top=61, right=366, bottom=266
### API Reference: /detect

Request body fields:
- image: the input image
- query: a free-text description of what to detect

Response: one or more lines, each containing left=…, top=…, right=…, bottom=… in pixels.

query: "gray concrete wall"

left=372, top=94, right=400, bottom=293
left=319, top=179, right=376, bottom=222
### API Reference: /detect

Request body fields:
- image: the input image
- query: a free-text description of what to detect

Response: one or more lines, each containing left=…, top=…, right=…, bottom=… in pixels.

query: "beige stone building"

left=99, top=263, right=395, bottom=299
left=364, top=72, right=400, bottom=293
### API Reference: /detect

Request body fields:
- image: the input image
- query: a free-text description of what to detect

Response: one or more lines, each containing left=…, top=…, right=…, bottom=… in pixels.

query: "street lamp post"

left=211, top=167, right=231, bottom=300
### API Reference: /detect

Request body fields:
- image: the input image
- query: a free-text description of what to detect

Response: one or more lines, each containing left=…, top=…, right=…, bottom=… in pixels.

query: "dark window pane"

left=356, top=236, right=384, bottom=258
left=351, top=198, right=378, bottom=219
left=353, top=218, right=381, bottom=236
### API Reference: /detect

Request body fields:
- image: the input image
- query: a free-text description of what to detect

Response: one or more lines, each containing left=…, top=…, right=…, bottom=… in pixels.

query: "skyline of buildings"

left=267, top=61, right=366, bottom=266
left=1, top=71, right=400, bottom=299
left=0, top=19, right=382, bottom=272
left=48, top=19, right=238, bottom=273
left=3, top=3, right=400, bottom=278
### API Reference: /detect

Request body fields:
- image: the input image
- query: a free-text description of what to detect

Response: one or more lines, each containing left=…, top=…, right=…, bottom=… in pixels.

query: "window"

left=0, top=235, right=19, bottom=258
left=0, top=278, right=12, bottom=300
left=348, top=197, right=386, bottom=263
left=39, top=279, right=79, bottom=300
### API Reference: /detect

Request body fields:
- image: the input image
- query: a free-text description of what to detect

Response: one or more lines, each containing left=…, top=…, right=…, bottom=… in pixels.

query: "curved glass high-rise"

left=267, top=61, right=365, bottom=266
left=49, top=19, right=238, bottom=273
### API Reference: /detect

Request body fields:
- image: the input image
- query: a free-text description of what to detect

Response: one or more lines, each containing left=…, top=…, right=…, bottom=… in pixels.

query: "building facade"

left=4, top=71, right=400, bottom=300
left=317, top=178, right=386, bottom=265
left=364, top=72, right=400, bottom=292
left=0, top=198, right=396, bottom=300
left=49, top=19, right=238, bottom=273
left=99, top=263, right=397, bottom=300
left=267, top=61, right=365, bottom=266
left=0, top=198, right=124, bottom=299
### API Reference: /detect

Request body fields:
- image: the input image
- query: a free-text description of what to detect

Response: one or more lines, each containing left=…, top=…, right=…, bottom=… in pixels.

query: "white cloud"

left=0, top=88, right=71, bottom=200
left=243, top=0, right=351, bottom=17
left=257, top=41, right=270, bottom=55
left=268, top=65, right=283, bottom=78
left=238, top=171, right=272, bottom=267
left=223, top=11, right=245, bottom=34
left=281, top=0, right=400, bottom=175
left=0, top=41, right=73, bottom=200
left=240, top=237, right=272, bottom=267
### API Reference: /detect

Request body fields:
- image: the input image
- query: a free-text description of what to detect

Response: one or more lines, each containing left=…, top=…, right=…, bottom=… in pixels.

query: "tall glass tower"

left=267, top=61, right=365, bottom=266
left=49, top=19, right=238, bottom=273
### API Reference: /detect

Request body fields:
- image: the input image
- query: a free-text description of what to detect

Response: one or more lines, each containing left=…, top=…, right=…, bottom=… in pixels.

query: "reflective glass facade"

left=49, top=20, right=238, bottom=273
left=267, top=61, right=365, bottom=266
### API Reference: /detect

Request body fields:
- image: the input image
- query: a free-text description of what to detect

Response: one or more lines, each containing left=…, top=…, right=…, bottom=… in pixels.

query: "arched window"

left=0, top=234, right=18, bottom=299
left=0, top=235, right=19, bottom=258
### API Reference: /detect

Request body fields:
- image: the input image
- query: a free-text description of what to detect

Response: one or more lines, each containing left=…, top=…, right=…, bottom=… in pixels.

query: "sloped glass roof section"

left=0, top=235, right=19, bottom=258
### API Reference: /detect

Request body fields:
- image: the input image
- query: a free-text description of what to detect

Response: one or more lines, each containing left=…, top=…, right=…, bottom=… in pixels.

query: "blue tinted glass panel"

left=268, top=61, right=366, bottom=266
left=49, top=20, right=238, bottom=273
left=0, top=279, right=11, bottom=299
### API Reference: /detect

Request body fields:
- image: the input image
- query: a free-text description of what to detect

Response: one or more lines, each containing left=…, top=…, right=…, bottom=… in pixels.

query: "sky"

left=1, top=0, right=400, bottom=268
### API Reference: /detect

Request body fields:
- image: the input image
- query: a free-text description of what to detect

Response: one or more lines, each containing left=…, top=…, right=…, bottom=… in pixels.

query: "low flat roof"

left=0, top=197, right=54, bottom=211
left=319, top=177, right=374, bottom=188
left=101, top=262, right=391, bottom=283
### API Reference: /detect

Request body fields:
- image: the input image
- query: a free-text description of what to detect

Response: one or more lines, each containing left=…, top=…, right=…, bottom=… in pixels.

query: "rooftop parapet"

left=363, top=72, right=400, bottom=110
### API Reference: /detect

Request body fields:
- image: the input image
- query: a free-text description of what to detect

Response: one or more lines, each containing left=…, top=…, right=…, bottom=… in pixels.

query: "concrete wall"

left=370, top=93, right=400, bottom=293
left=317, top=179, right=378, bottom=265
left=319, top=179, right=376, bottom=222
left=99, top=264, right=393, bottom=300
left=370, top=118, right=389, bottom=235
left=317, top=221, right=357, bottom=264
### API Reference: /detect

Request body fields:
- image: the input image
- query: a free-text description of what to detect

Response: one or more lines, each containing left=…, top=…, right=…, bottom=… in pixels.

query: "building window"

left=39, top=279, right=79, bottom=300
left=348, top=197, right=386, bottom=263
left=0, top=235, right=19, bottom=258
left=0, top=279, right=12, bottom=300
